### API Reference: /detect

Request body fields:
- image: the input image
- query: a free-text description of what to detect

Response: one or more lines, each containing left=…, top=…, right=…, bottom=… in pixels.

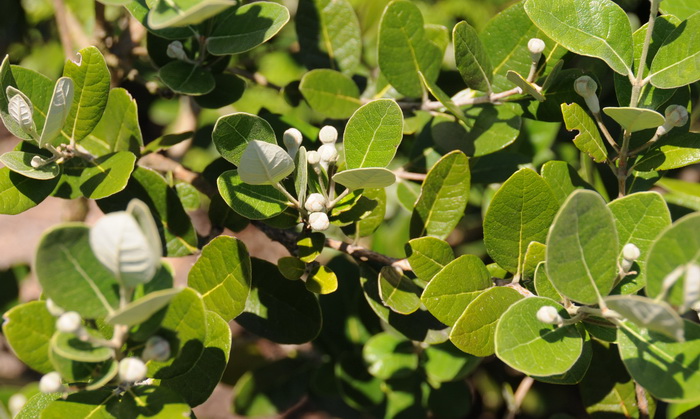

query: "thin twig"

left=593, top=112, right=620, bottom=152
left=635, top=382, right=650, bottom=419
left=325, top=237, right=412, bottom=271
left=394, top=169, right=427, bottom=181
left=505, top=376, right=535, bottom=419
left=52, top=0, right=74, bottom=58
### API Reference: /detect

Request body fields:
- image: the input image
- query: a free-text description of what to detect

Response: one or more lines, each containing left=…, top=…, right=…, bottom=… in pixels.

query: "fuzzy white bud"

left=318, top=144, right=338, bottom=163
left=684, top=264, right=700, bottom=311
left=8, top=393, right=27, bottom=416
left=536, top=306, right=563, bottom=325
left=56, top=311, right=82, bottom=334
left=39, top=372, right=63, bottom=394
left=304, top=193, right=326, bottom=213
left=46, top=299, right=65, bottom=317
left=309, top=211, right=330, bottom=231
left=283, top=128, right=303, bottom=158
left=141, top=336, right=171, bottom=362
left=307, top=150, right=321, bottom=165
left=318, top=126, right=338, bottom=144
left=657, top=105, right=689, bottom=136
left=622, top=243, right=641, bottom=261
left=166, top=41, right=188, bottom=61
left=119, top=357, right=147, bottom=383
left=31, top=155, right=46, bottom=168
left=528, top=38, right=546, bottom=61
left=574, top=76, right=600, bottom=113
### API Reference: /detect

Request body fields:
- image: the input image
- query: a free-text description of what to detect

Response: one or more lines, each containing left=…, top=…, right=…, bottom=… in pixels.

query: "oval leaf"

left=605, top=294, right=684, bottom=341
left=213, top=112, right=277, bottom=166
left=343, top=99, right=403, bottom=169
left=39, top=77, right=74, bottom=147
left=0, top=151, right=60, bottom=179
left=454, top=21, right=493, bottom=92
left=105, top=288, right=181, bottom=326
left=238, top=140, right=295, bottom=185
left=603, top=107, right=665, bottom=132
left=299, top=69, right=361, bottom=119
left=217, top=169, right=289, bottom=219
left=649, top=12, right=700, bottom=88
left=2, top=301, right=56, bottom=373
left=378, top=266, right=422, bottom=315
left=406, top=237, right=454, bottom=283
left=332, top=167, right=395, bottom=190
left=207, top=2, right=290, bottom=55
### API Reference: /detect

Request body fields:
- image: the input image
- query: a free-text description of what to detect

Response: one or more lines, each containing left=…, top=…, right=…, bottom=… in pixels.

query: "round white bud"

left=141, top=336, right=171, bottom=362
left=573, top=76, right=600, bottom=113
left=56, top=311, right=82, bottom=334
left=283, top=128, right=303, bottom=149
left=46, top=298, right=65, bottom=317
left=664, top=105, right=688, bottom=128
left=31, top=155, right=45, bottom=168
left=166, top=41, right=187, bottom=61
left=308, top=212, right=330, bottom=231
left=318, top=144, right=338, bottom=163
left=622, top=243, right=641, bottom=261
left=8, top=393, right=27, bottom=416
left=304, top=193, right=327, bottom=213
left=536, top=306, right=563, bottom=325
left=528, top=38, right=546, bottom=55
left=318, top=126, right=338, bottom=144
left=39, top=372, right=63, bottom=394
left=119, top=357, right=147, bottom=383
left=307, top=150, right=321, bottom=165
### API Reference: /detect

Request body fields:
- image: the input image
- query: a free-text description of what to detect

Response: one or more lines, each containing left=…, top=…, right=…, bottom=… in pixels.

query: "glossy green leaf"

left=297, top=232, right=325, bottom=263
left=656, top=177, right=700, bottom=211
left=343, top=99, right=403, bottom=169
left=634, top=131, right=700, bottom=171
left=506, top=70, right=545, bottom=101
left=207, top=2, right=289, bottom=55
left=105, top=288, right=180, bottom=326
left=422, top=341, right=480, bottom=384
left=495, top=297, right=583, bottom=376
left=2, top=301, right=55, bottom=373
left=218, top=169, right=289, bottom=220
left=238, top=140, right=295, bottom=185
left=524, top=0, right=633, bottom=75
left=51, top=331, right=112, bottom=362
left=541, top=160, right=592, bottom=205
left=300, top=69, right=361, bottom=119
left=175, top=182, right=200, bottom=211
left=363, top=333, right=418, bottom=380
left=561, top=102, right=607, bottom=163
left=660, top=0, right=698, bottom=20
left=378, top=266, right=422, bottom=315
left=603, top=106, right=665, bottom=132
left=546, top=190, right=618, bottom=304
left=213, top=112, right=277, bottom=166
left=450, top=286, right=523, bottom=356
left=296, top=0, right=361, bottom=75
left=453, top=21, right=493, bottom=92
left=62, top=46, right=110, bottom=143
left=277, top=257, right=305, bottom=280
left=421, top=255, right=492, bottom=326
left=35, top=224, right=120, bottom=318
left=406, top=237, right=454, bottom=282
left=378, top=0, right=442, bottom=97
left=646, top=213, right=700, bottom=307
left=237, top=258, right=321, bottom=344
left=483, top=168, right=558, bottom=275
left=38, top=77, right=73, bottom=148
left=0, top=151, right=59, bottom=179
left=522, top=241, right=546, bottom=280
left=125, top=0, right=192, bottom=39
left=410, top=151, right=470, bottom=239
left=608, top=192, right=671, bottom=294
left=335, top=353, right=384, bottom=410
left=332, top=167, right=395, bottom=190
left=158, top=60, right=215, bottom=96
left=649, top=12, right=700, bottom=88
left=618, top=320, right=700, bottom=402
left=148, top=0, right=235, bottom=30
left=355, top=188, right=387, bottom=237
left=0, top=167, right=58, bottom=214
left=306, top=264, right=338, bottom=294
left=606, top=295, right=684, bottom=341
left=82, top=88, right=143, bottom=156
left=74, top=151, right=136, bottom=199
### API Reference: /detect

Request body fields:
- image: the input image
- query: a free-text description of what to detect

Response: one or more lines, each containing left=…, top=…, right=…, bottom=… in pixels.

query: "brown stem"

left=52, top=0, right=74, bottom=58
left=635, top=382, right=650, bottom=419
left=505, top=376, right=534, bottom=419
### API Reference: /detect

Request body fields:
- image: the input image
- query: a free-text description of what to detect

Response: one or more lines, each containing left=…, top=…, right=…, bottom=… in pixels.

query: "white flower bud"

left=307, top=150, right=321, bottom=165
left=318, top=144, right=338, bottom=163
left=119, top=357, right=147, bottom=383
left=31, top=155, right=46, bottom=168
left=46, top=298, right=65, bottom=317
left=621, top=258, right=634, bottom=273
left=684, top=264, right=700, bottom=311
left=9, top=393, right=27, bottom=416
left=304, top=193, right=326, bottom=213
left=283, top=128, right=303, bottom=158
left=308, top=211, right=330, bottom=231
left=622, top=243, right=641, bottom=261
left=528, top=38, right=546, bottom=61
left=141, top=336, right=171, bottom=362
left=56, top=311, right=82, bottom=334
left=166, top=41, right=187, bottom=61
left=574, top=76, right=600, bottom=113
left=318, top=126, right=338, bottom=144
left=657, top=105, right=689, bottom=136
left=39, top=372, right=63, bottom=394
left=536, top=306, right=563, bottom=325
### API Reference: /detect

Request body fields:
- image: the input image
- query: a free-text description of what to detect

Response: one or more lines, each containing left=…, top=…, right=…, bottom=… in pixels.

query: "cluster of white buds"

left=656, top=105, right=689, bottom=137
left=308, top=211, right=330, bottom=232
left=283, top=128, right=303, bottom=159
left=119, top=357, right=147, bottom=383
left=141, top=336, right=171, bottom=362
left=536, top=306, right=563, bottom=325
left=318, top=126, right=339, bottom=170
left=574, top=76, right=600, bottom=114
left=166, top=41, right=188, bottom=61
left=56, top=311, right=83, bottom=334
left=39, top=372, right=64, bottom=394
left=319, top=126, right=338, bottom=144
left=528, top=38, right=546, bottom=62
left=620, top=243, right=641, bottom=273
left=304, top=193, right=327, bottom=213
left=307, top=150, right=320, bottom=165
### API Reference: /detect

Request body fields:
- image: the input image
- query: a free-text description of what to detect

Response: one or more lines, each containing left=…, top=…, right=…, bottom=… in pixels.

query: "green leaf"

left=495, top=297, right=583, bottom=376
left=660, top=0, right=699, bottom=20
left=363, top=333, right=418, bottom=380
left=410, top=151, right=470, bottom=239
left=35, top=224, right=120, bottom=318
left=158, top=60, right=215, bottom=96
left=207, top=2, right=289, bottom=55
left=175, top=182, right=200, bottom=211
left=378, top=0, right=442, bottom=97
left=332, top=167, right=395, bottom=190
left=606, top=295, right=684, bottom=341
left=533, top=336, right=593, bottom=385
left=15, top=393, right=61, bottom=419
left=384, top=377, right=426, bottom=418
left=618, top=320, right=700, bottom=403
left=295, top=0, right=362, bottom=75
left=0, top=167, right=58, bottom=214
left=335, top=353, right=384, bottom=410
left=506, top=70, right=545, bottom=101
left=105, top=288, right=181, bottom=326
left=656, top=177, right=700, bottom=211
left=649, top=12, right=700, bottom=88
left=608, top=192, right=671, bottom=294
left=422, top=342, right=480, bottom=384
left=524, top=0, right=633, bottom=75
left=2, top=64, right=53, bottom=141
left=453, top=21, right=493, bottom=92
left=82, top=88, right=143, bottom=156
left=421, top=255, right=492, bottom=326
left=306, top=264, right=338, bottom=295
left=293, top=146, right=307, bottom=205
left=546, top=190, right=618, bottom=304
left=561, top=102, right=608, bottom=163
left=299, top=69, right=361, bottom=119
left=237, top=258, right=321, bottom=344
left=354, top=188, right=387, bottom=237
left=217, top=169, right=289, bottom=220
left=188, top=236, right=251, bottom=322
left=297, top=232, right=324, bottom=263
left=158, top=310, right=231, bottom=407
left=634, top=131, right=700, bottom=171
left=194, top=73, right=246, bottom=109
left=343, top=99, right=403, bottom=169
left=148, top=0, right=235, bottom=30
left=76, top=151, right=136, bottom=199
left=51, top=331, right=112, bottom=362
left=450, top=286, right=523, bottom=357
left=419, top=72, right=470, bottom=126
left=142, top=131, right=192, bottom=154
left=38, top=77, right=74, bottom=148
left=0, top=151, right=60, bottom=179
left=62, top=46, right=111, bottom=143
left=406, top=237, right=454, bottom=282
left=378, top=266, right=422, bottom=315
left=541, top=160, right=593, bottom=205
left=646, top=212, right=700, bottom=307
left=213, top=112, right=277, bottom=166
left=125, top=0, right=192, bottom=39
left=534, top=262, right=563, bottom=302
left=277, top=257, right=305, bottom=280
left=483, top=168, right=558, bottom=275
left=603, top=106, right=665, bottom=132
left=2, top=301, right=55, bottom=373
left=522, top=241, right=546, bottom=280
left=238, top=140, right=295, bottom=185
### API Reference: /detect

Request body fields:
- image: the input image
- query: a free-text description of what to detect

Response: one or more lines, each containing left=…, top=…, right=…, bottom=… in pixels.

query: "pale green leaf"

left=207, top=2, right=289, bottom=55
left=649, top=12, right=700, bottom=88
left=453, top=21, right=493, bottom=92
left=522, top=241, right=546, bottom=280
left=213, top=112, right=276, bottom=166
left=306, top=264, right=338, bottom=295
left=277, top=257, right=305, bottom=280
left=423, top=342, right=480, bottom=384
left=299, top=69, right=361, bottom=119
left=0, top=151, right=60, bottom=179
left=77, top=151, right=136, bottom=199
left=603, top=107, right=665, bottom=132
left=148, top=0, right=235, bottom=29
left=561, top=102, right=608, bottom=163
left=534, top=262, right=563, bottom=302
left=406, top=237, right=454, bottom=282
left=82, top=88, right=143, bottom=156
left=363, top=333, right=418, bottom=380
left=506, top=70, right=545, bottom=101
left=238, top=140, right=295, bottom=185
left=2, top=301, right=55, bottom=373
left=634, top=131, right=700, bottom=171
left=606, top=295, right=684, bottom=341
left=38, top=77, right=73, bottom=148
left=105, top=288, right=180, bottom=327
left=343, top=99, right=403, bottom=169
left=51, top=331, right=113, bottom=363
left=332, top=167, right=395, bottom=190
left=660, top=0, right=699, bottom=20
left=541, top=160, right=593, bottom=205
left=217, top=169, right=289, bottom=220
left=378, top=266, right=421, bottom=315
